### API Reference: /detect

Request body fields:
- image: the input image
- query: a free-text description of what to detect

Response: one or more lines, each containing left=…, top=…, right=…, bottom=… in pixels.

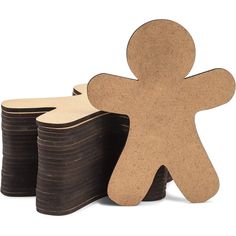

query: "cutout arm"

left=88, top=73, right=136, bottom=114
left=183, top=69, right=235, bottom=111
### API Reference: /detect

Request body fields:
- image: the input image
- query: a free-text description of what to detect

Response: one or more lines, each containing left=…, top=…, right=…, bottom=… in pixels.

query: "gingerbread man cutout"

left=88, top=19, right=235, bottom=205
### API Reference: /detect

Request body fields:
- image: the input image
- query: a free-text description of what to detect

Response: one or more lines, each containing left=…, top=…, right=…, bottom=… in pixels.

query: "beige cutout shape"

left=87, top=19, right=235, bottom=205
left=2, top=84, right=99, bottom=126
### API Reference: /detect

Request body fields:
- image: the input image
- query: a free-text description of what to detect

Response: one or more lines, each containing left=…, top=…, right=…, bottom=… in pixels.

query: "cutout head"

left=127, top=19, right=196, bottom=83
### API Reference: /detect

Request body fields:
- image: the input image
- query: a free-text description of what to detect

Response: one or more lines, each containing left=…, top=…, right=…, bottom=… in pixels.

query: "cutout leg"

left=167, top=124, right=219, bottom=203
left=108, top=130, right=163, bottom=205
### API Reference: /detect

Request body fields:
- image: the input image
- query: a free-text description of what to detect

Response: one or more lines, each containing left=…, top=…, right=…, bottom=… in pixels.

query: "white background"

left=0, top=0, right=236, bottom=235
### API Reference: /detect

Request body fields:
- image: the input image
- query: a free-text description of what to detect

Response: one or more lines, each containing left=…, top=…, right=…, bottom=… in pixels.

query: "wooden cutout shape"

left=1, top=84, right=168, bottom=215
left=2, top=84, right=100, bottom=127
left=87, top=19, right=235, bottom=205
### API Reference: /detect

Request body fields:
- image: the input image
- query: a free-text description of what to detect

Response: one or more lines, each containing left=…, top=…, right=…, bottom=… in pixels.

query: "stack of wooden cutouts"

left=1, top=19, right=235, bottom=215
left=1, top=84, right=170, bottom=215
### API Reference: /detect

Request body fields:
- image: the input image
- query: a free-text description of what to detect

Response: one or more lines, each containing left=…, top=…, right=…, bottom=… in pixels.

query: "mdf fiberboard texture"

left=87, top=19, right=235, bottom=206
